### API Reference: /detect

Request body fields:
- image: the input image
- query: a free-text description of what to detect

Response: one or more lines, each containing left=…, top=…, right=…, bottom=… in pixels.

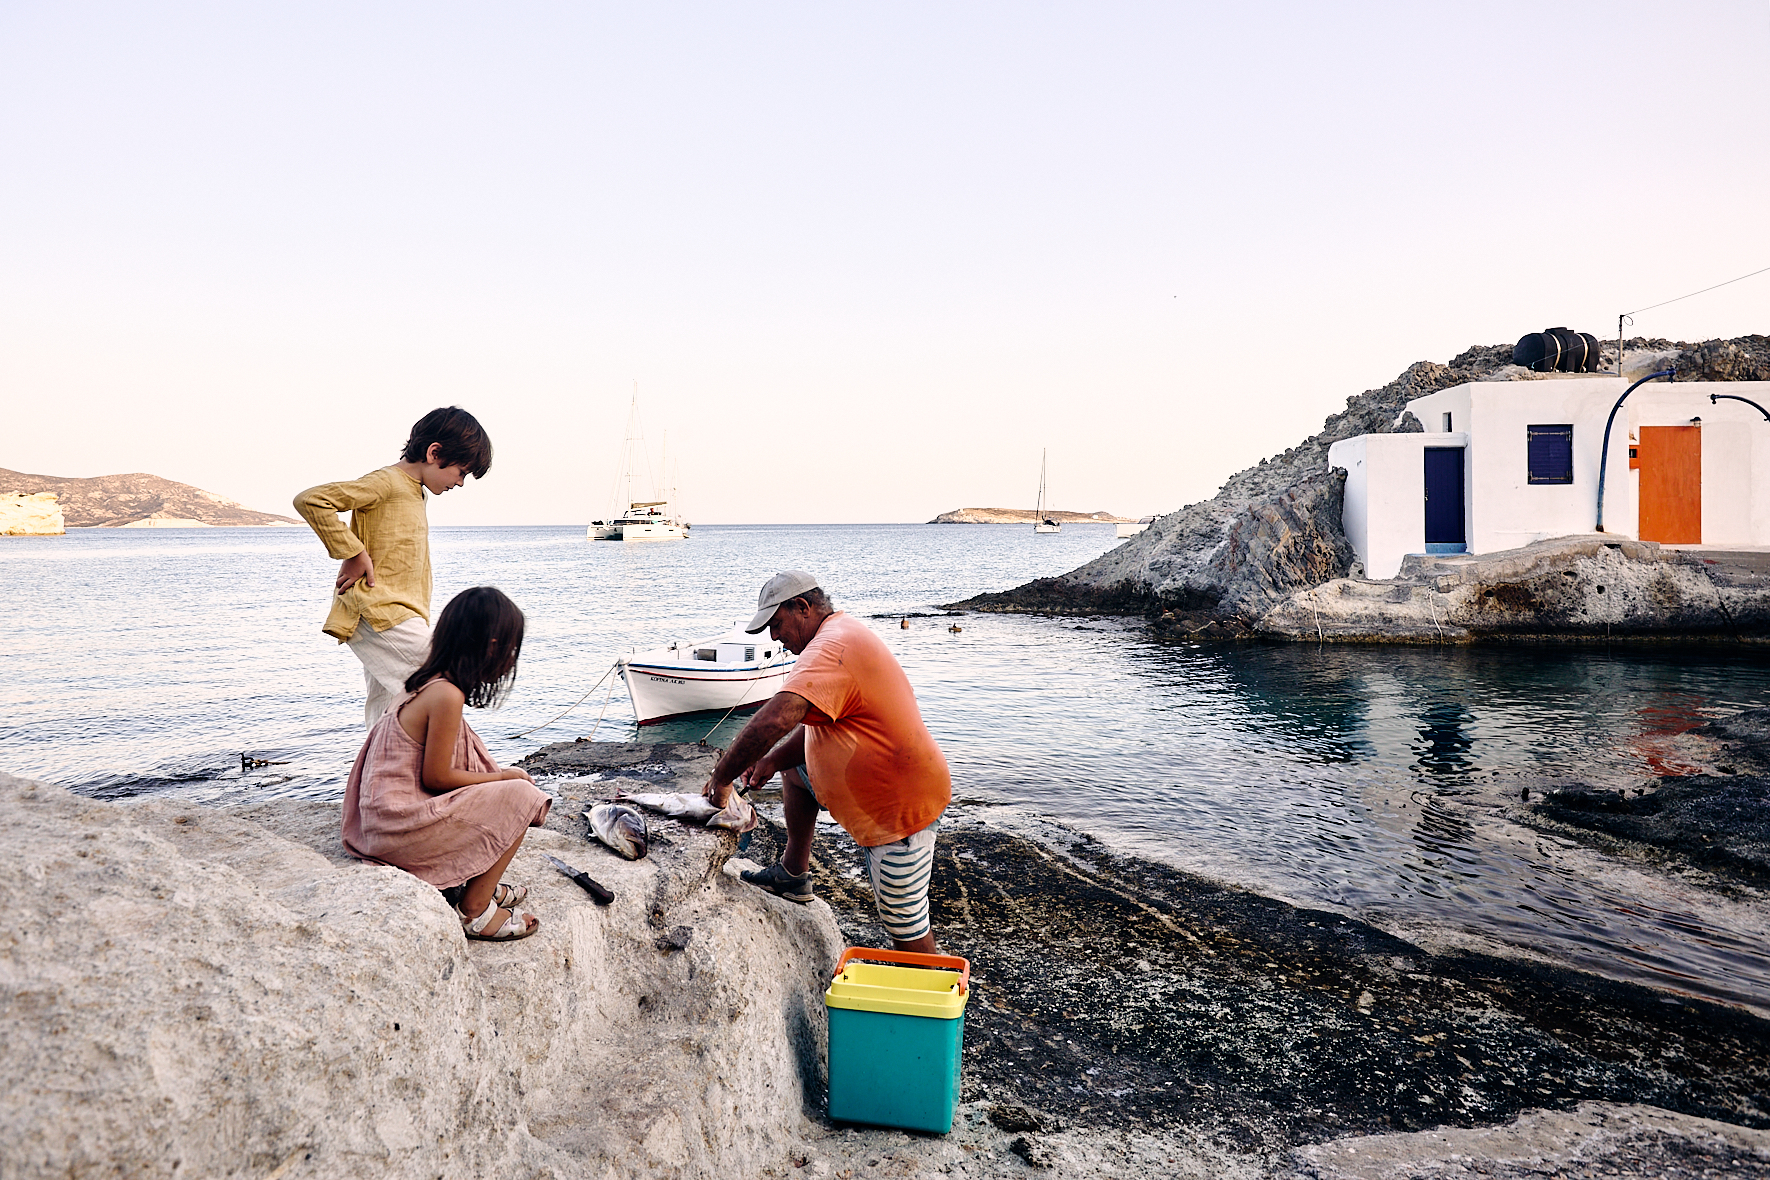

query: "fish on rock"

left=707, top=793, right=758, bottom=833
left=622, top=791, right=722, bottom=823
left=588, top=802, right=649, bottom=860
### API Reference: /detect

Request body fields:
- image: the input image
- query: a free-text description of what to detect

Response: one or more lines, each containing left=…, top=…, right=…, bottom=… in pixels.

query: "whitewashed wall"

left=1328, top=432, right=1468, bottom=579
left=1628, top=382, right=1770, bottom=546
left=1331, top=378, right=1770, bottom=580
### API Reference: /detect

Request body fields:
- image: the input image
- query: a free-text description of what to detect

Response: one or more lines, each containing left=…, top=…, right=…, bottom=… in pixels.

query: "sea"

left=5, top=523, right=1770, bottom=1012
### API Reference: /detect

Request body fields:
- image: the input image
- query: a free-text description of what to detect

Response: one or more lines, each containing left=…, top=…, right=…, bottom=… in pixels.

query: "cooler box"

left=823, top=947, right=970, bottom=1134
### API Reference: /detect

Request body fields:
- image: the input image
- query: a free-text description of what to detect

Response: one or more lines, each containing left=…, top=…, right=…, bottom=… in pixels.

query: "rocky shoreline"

left=9, top=714, right=1768, bottom=1178
left=946, top=336, right=1770, bottom=644
left=13, top=711, right=1770, bottom=1180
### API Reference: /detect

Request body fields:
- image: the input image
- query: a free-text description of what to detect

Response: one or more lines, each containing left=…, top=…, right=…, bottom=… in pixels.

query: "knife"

left=545, top=854, right=615, bottom=905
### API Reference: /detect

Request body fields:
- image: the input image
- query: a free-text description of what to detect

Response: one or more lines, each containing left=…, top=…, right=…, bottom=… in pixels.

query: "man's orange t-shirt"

left=782, top=612, right=951, bottom=847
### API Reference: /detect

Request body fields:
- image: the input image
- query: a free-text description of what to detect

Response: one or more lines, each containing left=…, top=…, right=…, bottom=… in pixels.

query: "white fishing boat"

left=587, top=393, right=690, bottom=542
left=1033, top=448, right=1061, bottom=533
left=618, top=624, right=797, bottom=725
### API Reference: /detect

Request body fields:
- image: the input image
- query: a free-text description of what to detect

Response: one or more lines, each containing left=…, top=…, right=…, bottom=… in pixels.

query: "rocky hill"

left=929, top=507, right=1134, bottom=524
left=948, top=335, right=1769, bottom=633
left=0, top=467, right=299, bottom=528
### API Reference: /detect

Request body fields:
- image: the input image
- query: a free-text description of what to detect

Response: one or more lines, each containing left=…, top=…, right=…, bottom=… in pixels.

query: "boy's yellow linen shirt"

left=292, top=466, right=431, bottom=641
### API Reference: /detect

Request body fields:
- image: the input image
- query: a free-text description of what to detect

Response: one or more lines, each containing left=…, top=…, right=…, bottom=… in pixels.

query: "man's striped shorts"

left=790, top=763, right=940, bottom=942
left=862, top=824, right=940, bottom=942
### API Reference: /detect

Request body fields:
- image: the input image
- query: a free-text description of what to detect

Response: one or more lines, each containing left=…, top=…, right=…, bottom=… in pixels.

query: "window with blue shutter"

left=1527, top=424, right=1574, bottom=484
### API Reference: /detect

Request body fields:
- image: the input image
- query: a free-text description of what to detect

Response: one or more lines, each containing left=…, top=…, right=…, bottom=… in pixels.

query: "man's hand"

left=702, top=774, right=735, bottom=808
left=500, top=767, right=535, bottom=784
left=741, top=757, right=778, bottom=792
left=335, top=550, right=376, bottom=595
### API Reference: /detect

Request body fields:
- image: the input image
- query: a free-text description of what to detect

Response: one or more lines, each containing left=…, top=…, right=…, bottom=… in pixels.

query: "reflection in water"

left=1413, top=702, right=1475, bottom=781
left=6, top=525, right=1770, bottom=1013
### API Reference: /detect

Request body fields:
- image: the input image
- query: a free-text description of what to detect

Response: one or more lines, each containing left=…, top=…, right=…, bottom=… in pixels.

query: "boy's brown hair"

left=402, top=407, right=493, bottom=479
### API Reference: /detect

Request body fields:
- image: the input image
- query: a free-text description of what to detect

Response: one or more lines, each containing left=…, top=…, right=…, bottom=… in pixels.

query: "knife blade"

left=546, top=854, right=615, bottom=905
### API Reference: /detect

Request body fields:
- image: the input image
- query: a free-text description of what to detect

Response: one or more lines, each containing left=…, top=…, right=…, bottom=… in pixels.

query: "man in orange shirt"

left=703, top=571, right=951, bottom=954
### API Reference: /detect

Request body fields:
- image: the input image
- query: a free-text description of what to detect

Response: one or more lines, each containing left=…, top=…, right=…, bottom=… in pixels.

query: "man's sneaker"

left=741, top=862, right=815, bottom=904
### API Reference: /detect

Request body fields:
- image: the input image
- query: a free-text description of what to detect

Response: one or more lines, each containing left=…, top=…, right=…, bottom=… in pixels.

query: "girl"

left=341, top=586, right=550, bottom=941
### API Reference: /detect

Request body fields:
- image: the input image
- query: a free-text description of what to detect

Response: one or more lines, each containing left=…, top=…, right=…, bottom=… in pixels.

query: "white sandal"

left=458, top=897, right=539, bottom=942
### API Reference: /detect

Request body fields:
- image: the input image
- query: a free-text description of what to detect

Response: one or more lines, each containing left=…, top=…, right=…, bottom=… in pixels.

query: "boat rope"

left=507, top=661, right=621, bottom=740
left=698, top=648, right=786, bottom=746
left=584, top=667, right=622, bottom=742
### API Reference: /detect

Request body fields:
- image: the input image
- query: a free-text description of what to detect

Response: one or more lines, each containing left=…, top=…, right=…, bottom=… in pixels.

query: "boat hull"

left=587, top=522, right=688, bottom=541
left=620, top=655, right=795, bottom=724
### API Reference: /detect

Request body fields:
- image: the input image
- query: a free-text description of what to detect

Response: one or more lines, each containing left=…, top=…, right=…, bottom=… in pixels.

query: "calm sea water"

left=5, top=524, right=1770, bottom=1011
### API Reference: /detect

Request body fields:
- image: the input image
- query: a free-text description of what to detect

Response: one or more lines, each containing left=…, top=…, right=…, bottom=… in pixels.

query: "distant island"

left=0, top=467, right=299, bottom=529
left=928, top=507, right=1136, bottom=524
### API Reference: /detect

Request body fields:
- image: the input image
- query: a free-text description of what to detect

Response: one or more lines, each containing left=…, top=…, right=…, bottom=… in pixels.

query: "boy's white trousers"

left=346, top=617, right=433, bottom=729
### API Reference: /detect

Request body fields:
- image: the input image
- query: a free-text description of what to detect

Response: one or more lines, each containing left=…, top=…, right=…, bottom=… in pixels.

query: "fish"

left=587, top=802, right=649, bottom=860
left=707, top=793, right=758, bottom=833
left=622, top=791, right=722, bottom=823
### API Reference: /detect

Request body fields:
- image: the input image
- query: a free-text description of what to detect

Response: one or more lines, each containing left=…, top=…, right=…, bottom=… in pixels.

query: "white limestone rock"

left=0, top=771, right=845, bottom=1179
left=0, top=492, right=65, bottom=536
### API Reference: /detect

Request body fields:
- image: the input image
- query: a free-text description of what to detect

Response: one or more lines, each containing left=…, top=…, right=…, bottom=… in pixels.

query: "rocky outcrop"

left=0, top=748, right=846, bottom=1179
left=949, top=335, right=1770, bottom=632
left=0, top=467, right=299, bottom=528
left=1256, top=535, right=1770, bottom=642
left=9, top=736, right=1770, bottom=1179
left=929, top=507, right=1132, bottom=524
left=0, top=492, right=65, bottom=536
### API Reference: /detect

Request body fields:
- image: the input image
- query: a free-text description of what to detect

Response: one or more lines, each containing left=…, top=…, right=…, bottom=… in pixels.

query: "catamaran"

left=1034, top=449, right=1061, bottom=533
left=587, top=393, right=689, bottom=542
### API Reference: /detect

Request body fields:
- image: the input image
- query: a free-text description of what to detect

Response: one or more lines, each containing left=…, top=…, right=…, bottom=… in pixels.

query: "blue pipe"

left=1710, top=392, right=1770, bottom=422
left=1595, top=368, right=1675, bottom=533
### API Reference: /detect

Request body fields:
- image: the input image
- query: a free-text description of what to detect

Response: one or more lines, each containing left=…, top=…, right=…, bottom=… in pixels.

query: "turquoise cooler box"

left=823, top=947, right=971, bottom=1134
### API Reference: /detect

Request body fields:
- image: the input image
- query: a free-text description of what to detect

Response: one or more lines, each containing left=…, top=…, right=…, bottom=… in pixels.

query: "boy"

left=294, top=407, right=493, bottom=727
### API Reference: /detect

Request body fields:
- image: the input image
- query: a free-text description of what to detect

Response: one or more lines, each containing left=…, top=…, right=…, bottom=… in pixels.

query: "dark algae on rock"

left=743, top=812, right=1770, bottom=1154
left=1526, top=705, right=1770, bottom=888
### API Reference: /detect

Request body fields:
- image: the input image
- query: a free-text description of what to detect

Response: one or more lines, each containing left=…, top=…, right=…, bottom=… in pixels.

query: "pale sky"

left=3, top=2, right=1767, bottom=525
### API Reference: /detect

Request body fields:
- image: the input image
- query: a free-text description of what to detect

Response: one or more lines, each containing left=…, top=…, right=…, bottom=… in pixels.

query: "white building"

left=1330, top=377, right=1770, bottom=579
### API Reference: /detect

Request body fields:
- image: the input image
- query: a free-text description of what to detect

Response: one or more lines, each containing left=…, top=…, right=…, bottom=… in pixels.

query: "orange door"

left=1637, top=425, right=1701, bottom=543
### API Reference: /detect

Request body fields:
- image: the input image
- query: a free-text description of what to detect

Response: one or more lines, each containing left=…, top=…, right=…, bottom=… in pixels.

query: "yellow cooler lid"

left=824, top=947, right=970, bottom=1019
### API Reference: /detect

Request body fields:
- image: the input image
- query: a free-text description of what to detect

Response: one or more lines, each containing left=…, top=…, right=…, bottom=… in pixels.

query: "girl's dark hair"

left=404, top=587, right=525, bottom=708
left=402, top=407, right=493, bottom=479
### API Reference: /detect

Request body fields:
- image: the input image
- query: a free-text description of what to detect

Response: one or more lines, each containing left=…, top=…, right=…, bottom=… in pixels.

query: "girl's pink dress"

left=341, top=692, right=551, bottom=888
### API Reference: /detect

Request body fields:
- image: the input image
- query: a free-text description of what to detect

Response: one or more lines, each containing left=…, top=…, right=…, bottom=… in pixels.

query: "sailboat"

left=1033, top=449, right=1061, bottom=533
left=586, top=393, right=690, bottom=542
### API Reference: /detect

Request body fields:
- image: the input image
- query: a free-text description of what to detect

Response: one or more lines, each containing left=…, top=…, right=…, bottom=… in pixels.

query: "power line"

left=1623, top=265, right=1770, bottom=317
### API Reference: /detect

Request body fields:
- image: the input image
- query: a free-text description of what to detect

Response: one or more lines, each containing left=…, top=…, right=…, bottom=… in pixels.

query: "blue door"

left=1424, top=447, right=1465, bottom=552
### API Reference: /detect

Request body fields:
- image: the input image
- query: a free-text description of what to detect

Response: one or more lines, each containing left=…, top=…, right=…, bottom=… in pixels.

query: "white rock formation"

left=0, top=492, right=65, bottom=536
left=0, top=771, right=845, bottom=1179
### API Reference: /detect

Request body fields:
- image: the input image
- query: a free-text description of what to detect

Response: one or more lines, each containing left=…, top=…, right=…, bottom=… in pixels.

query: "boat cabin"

left=1330, top=376, right=1770, bottom=578
left=693, top=641, right=771, bottom=663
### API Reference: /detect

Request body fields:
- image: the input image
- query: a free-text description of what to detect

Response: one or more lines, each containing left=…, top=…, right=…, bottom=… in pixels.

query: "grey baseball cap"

left=745, top=570, right=820, bottom=633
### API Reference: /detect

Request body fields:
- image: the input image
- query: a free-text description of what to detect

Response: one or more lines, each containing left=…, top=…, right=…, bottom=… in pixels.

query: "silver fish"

left=588, top=802, right=649, bottom=859
left=707, top=793, right=758, bottom=833
left=622, top=791, right=721, bottom=822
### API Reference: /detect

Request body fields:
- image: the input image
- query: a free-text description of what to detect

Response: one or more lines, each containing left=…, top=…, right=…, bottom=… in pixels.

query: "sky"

left=3, top=2, right=1767, bottom=525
